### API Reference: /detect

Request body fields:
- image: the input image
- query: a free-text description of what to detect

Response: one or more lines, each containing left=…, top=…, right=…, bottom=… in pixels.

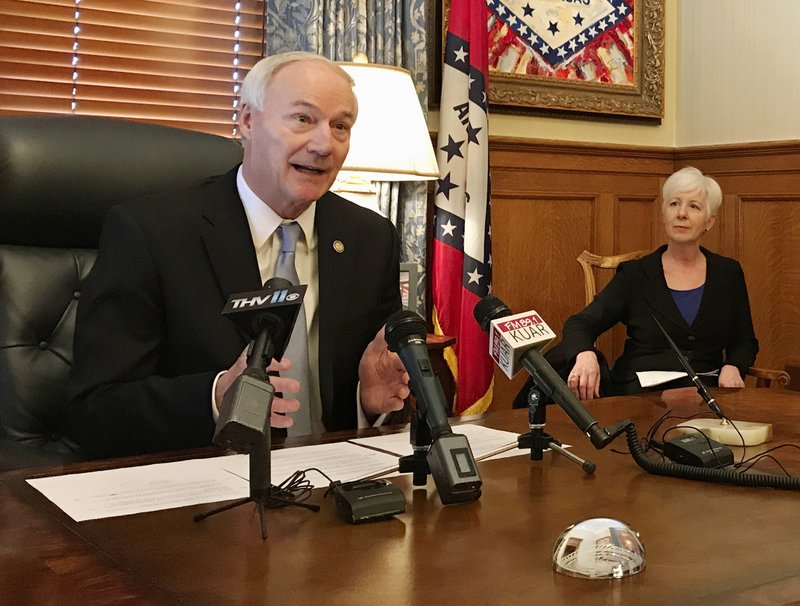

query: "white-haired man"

left=69, top=52, right=409, bottom=458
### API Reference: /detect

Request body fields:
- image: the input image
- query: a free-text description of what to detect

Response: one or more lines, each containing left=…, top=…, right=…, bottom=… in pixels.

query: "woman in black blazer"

left=554, top=166, right=758, bottom=400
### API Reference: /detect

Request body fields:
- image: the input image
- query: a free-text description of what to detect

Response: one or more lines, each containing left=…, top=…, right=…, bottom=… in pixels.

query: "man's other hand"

left=358, top=326, right=410, bottom=418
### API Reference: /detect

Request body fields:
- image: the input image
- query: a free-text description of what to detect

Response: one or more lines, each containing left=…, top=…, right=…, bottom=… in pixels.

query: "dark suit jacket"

left=68, top=167, right=401, bottom=458
left=545, top=245, right=758, bottom=396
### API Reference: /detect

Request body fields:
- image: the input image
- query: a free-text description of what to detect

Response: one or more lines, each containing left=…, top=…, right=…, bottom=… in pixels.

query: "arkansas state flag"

left=432, top=0, right=493, bottom=415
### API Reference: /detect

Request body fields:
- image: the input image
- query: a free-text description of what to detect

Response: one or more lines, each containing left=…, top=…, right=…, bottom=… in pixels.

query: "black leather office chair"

left=0, top=115, right=243, bottom=470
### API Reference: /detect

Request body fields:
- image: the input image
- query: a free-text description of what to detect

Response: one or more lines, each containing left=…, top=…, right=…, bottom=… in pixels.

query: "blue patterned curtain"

left=266, top=0, right=430, bottom=312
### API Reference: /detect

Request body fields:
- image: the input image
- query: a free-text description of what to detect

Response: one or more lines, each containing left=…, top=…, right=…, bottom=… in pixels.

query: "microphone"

left=650, top=314, right=724, bottom=417
left=651, top=314, right=772, bottom=447
left=221, top=278, right=307, bottom=362
left=474, top=295, right=626, bottom=449
left=385, top=311, right=453, bottom=440
left=474, top=298, right=557, bottom=379
left=214, top=277, right=306, bottom=452
left=385, top=310, right=482, bottom=505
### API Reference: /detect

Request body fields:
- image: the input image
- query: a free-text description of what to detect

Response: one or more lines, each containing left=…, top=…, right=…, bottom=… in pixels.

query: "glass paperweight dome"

left=552, top=517, right=645, bottom=579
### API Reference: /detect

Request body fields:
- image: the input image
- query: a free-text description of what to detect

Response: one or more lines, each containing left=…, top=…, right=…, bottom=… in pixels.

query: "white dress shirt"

left=212, top=167, right=376, bottom=429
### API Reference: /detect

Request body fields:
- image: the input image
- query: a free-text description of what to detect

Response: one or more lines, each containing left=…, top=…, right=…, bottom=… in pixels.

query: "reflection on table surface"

left=2, top=387, right=800, bottom=606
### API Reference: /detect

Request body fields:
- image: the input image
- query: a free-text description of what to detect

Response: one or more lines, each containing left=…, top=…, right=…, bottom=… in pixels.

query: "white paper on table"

left=636, top=370, right=688, bottom=388
left=216, top=441, right=400, bottom=487
left=28, top=441, right=399, bottom=522
left=27, top=458, right=250, bottom=522
left=637, top=369, right=719, bottom=388
left=349, top=423, right=523, bottom=463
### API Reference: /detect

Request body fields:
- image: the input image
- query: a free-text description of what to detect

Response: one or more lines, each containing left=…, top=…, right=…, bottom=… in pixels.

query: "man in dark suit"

left=68, top=52, right=410, bottom=458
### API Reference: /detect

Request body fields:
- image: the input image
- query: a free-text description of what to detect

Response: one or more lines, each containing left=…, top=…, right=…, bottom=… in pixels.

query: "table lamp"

left=333, top=55, right=439, bottom=208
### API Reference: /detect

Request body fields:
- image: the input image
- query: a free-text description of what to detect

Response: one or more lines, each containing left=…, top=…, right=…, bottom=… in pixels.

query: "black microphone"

left=385, top=310, right=481, bottom=505
left=214, top=277, right=306, bottom=452
left=221, top=277, right=307, bottom=361
left=650, top=314, right=726, bottom=419
left=474, top=295, right=626, bottom=449
left=385, top=311, right=453, bottom=440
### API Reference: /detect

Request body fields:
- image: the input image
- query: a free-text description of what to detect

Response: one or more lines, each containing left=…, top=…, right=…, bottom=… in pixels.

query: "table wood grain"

left=3, top=387, right=800, bottom=606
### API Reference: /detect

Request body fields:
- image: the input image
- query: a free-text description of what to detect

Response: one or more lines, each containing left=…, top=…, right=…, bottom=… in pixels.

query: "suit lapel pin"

left=333, top=240, right=345, bottom=254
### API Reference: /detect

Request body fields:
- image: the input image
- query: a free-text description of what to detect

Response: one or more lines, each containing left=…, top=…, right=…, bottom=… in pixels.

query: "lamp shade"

left=337, top=62, right=439, bottom=182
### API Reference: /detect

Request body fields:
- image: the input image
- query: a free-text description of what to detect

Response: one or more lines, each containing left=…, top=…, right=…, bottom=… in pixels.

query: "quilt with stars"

left=486, top=0, right=634, bottom=84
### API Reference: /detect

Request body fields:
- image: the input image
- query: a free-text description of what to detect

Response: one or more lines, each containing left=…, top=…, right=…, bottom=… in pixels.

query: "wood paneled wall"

left=677, top=142, right=800, bottom=389
left=486, top=137, right=800, bottom=409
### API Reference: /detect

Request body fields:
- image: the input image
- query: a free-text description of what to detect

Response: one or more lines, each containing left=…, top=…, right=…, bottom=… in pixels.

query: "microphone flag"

left=432, top=0, right=493, bottom=415
left=489, top=310, right=557, bottom=380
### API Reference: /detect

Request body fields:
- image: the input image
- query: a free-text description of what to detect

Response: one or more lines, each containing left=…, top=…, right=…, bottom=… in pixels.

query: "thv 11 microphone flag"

left=432, top=0, right=493, bottom=416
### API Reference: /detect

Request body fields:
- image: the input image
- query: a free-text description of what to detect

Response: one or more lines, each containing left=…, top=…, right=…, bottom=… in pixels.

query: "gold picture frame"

left=431, top=0, right=665, bottom=120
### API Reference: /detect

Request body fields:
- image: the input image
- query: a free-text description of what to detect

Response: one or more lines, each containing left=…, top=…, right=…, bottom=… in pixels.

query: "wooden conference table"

left=2, top=387, right=800, bottom=606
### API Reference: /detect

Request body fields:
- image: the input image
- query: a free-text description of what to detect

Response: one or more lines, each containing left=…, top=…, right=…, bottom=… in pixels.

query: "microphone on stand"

left=651, top=314, right=772, bottom=447
left=196, top=277, right=313, bottom=540
left=651, top=315, right=725, bottom=418
left=385, top=310, right=482, bottom=505
left=473, top=296, right=557, bottom=378
left=473, top=295, right=628, bottom=450
left=214, top=277, right=306, bottom=452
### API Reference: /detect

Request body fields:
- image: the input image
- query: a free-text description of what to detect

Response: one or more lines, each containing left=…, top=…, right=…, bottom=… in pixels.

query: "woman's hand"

left=718, top=364, right=745, bottom=388
left=567, top=350, right=601, bottom=400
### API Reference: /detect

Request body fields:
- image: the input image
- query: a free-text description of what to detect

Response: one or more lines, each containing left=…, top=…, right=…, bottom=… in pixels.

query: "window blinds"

left=0, top=0, right=265, bottom=136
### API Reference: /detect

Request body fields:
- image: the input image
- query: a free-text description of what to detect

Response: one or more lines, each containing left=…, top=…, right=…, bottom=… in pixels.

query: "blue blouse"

left=670, top=284, right=705, bottom=326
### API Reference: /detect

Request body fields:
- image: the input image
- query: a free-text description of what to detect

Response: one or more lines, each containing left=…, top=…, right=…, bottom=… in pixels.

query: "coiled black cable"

left=624, top=422, right=800, bottom=490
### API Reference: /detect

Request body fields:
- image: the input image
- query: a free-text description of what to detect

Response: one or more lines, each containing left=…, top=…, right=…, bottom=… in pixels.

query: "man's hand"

left=358, top=326, right=411, bottom=418
left=215, top=347, right=301, bottom=429
left=718, top=364, right=745, bottom=388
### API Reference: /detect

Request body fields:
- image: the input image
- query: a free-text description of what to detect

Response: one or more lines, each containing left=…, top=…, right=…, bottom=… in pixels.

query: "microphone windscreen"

left=385, top=310, right=427, bottom=352
left=473, top=295, right=512, bottom=332
left=263, top=276, right=293, bottom=290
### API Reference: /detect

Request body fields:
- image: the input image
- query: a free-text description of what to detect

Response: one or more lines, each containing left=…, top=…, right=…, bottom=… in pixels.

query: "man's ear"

left=239, top=103, right=254, bottom=141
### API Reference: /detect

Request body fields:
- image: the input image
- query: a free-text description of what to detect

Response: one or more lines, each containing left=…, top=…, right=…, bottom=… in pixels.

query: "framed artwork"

left=431, top=0, right=665, bottom=119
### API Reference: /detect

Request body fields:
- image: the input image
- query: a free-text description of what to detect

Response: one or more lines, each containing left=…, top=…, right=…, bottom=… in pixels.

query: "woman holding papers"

left=533, top=166, right=758, bottom=401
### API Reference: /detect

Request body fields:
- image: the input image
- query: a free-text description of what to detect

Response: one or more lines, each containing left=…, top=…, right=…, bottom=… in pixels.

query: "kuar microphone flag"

left=432, top=0, right=493, bottom=415
left=489, top=310, right=556, bottom=380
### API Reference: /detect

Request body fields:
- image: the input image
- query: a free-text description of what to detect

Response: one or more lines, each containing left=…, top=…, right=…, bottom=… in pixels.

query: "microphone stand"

left=397, top=410, right=433, bottom=486
left=518, top=385, right=596, bottom=475
left=194, top=334, right=319, bottom=540
left=193, top=434, right=318, bottom=540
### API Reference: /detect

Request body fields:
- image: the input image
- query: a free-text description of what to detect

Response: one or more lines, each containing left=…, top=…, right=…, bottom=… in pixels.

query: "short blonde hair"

left=240, top=51, right=357, bottom=115
left=662, top=166, right=723, bottom=217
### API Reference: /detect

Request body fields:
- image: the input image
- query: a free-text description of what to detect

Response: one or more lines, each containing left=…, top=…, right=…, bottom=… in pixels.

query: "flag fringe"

left=461, top=380, right=494, bottom=416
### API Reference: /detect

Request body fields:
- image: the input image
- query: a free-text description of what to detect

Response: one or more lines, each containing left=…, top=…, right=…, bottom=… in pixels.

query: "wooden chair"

left=576, top=249, right=790, bottom=388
